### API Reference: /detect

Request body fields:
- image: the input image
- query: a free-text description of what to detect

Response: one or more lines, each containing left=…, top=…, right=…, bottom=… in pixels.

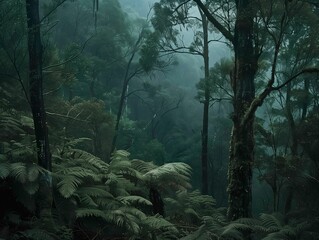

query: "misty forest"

left=0, top=0, right=319, bottom=239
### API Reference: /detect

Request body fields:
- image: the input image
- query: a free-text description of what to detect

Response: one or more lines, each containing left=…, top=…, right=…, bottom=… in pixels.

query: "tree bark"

left=25, top=0, right=52, bottom=218
left=227, top=0, right=256, bottom=220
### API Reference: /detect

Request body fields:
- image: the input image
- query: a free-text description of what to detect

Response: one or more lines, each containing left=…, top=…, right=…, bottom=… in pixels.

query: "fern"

left=144, top=162, right=192, bottom=190
left=57, top=175, right=83, bottom=198
left=76, top=208, right=108, bottom=220
left=12, top=228, right=57, bottom=240
left=0, top=162, right=10, bottom=178
left=9, top=162, right=27, bottom=183
left=118, top=195, right=153, bottom=206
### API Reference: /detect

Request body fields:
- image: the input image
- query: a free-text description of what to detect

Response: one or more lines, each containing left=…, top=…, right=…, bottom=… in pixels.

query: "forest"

left=0, top=0, right=318, bottom=239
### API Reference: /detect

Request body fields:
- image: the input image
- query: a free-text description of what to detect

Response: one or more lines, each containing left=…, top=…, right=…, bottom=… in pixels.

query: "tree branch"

left=42, top=35, right=94, bottom=70
left=243, top=67, right=319, bottom=127
left=193, top=0, right=234, bottom=43
left=40, top=0, right=68, bottom=23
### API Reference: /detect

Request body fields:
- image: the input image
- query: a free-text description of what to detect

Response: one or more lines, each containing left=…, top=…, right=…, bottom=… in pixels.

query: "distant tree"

left=150, top=0, right=229, bottom=194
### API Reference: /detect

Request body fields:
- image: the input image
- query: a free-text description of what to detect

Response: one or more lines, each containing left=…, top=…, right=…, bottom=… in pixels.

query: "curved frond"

left=118, top=195, right=152, bottom=206
left=9, top=162, right=27, bottom=183
left=260, top=213, right=283, bottom=229
left=57, top=175, right=83, bottom=198
left=0, top=162, right=10, bottom=178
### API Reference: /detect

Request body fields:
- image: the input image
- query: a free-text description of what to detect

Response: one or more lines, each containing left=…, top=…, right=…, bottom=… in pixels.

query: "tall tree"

left=25, top=0, right=52, bottom=218
left=194, top=0, right=319, bottom=220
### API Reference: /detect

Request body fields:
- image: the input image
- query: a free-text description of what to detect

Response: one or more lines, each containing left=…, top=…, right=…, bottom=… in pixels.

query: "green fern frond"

left=0, top=115, right=25, bottom=136
left=76, top=186, right=113, bottom=198
left=109, top=156, right=132, bottom=172
left=121, top=207, right=147, bottom=220
left=0, top=162, right=10, bottom=178
left=220, top=225, right=244, bottom=240
left=118, top=195, right=152, bottom=206
left=27, top=163, right=41, bottom=181
left=9, top=162, right=27, bottom=183
left=57, top=175, right=83, bottom=198
left=70, top=149, right=109, bottom=172
left=76, top=208, right=108, bottom=221
left=79, top=194, right=98, bottom=207
left=65, top=137, right=92, bottom=148
left=180, top=224, right=215, bottom=240
left=114, top=150, right=131, bottom=158
left=260, top=213, right=283, bottom=229
left=59, top=166, right=96, bottom=179
left=143, top=215, right=178, bottom=233
left=131, top=159, right=157, bottom=173
left=144, top=162, right=192, bottom=189
left=236, top=217, right=262, bottom=227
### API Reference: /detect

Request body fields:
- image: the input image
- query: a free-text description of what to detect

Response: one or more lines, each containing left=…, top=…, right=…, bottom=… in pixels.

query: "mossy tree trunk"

left=25, top=0, right=53, bottom=219
left=227, top=0, right=256, bottom=220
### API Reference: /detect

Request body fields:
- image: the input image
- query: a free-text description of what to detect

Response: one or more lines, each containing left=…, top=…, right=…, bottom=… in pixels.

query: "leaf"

left=10, top=162, right=27, bottom=183
left=0, top=163, right=10, bottom=178
left=118, top=195, right=152, bottom=206
left=57, top=175, right=82, bottom=198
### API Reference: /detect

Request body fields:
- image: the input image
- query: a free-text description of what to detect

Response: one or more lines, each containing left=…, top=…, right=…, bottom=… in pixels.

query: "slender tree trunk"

left=227, top=0, right=256, bottom=220
left=110, top=33, right=143, bottom=156
left=199, top=9, right=209, bottom=195
left=284, top=82, right=297, bottom=215
left=110, top=79, right=129, bottom=155
left=25, top=0, right=52, bottom=218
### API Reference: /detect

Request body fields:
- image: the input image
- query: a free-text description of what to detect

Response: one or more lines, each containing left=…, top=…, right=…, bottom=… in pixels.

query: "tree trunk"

left=227, top=0, right=256, bottom=220
left=25, top=0, right=52, bottom=219
left=199, top=9, right=209, bottom=195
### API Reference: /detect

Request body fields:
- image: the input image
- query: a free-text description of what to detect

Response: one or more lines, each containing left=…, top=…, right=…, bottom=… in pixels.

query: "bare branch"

left=243, top=67, right=319, bottom=126
left=46, top=111, right=89, bottom=123
left=40, top=0, right=68, bottom=23
left=272, top=68, right=319, bottom=90
left=42, top=35, right=94, bottom=70
left=193, top=0, right=234, bottom=43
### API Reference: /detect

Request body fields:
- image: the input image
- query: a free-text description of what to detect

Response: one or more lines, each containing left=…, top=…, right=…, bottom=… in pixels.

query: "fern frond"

left=57, top=175, right=83, bottom=198
left=59, top=166, right=96, bottom=179
left=0, top=162, right=10, bottom=178
left=79, top=194, right=98, bottom=207
left=76, top=208, right=108, bottom=221
left=180, top=224, right=215, bottom=240
left=221, top=225, right=244, bottom=240
left=9, top=162, right=27, bottom=183
left=143, top=215, right=178, bottom=233
left=114, top=150, right=131, bottom=158
left=260, top=213, right=283, bottom=229
left=144, top=162, right=192, bottom=190
left=27, top=163, right=41, bottom=182
left=76, top=186, right=113, bottom=198
left=131, top=159, right=157, bottom=174
left=118, top=195, right=152, bottom=206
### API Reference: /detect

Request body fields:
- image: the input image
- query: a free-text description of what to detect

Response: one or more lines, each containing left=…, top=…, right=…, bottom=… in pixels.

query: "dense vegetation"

left=0, top=0, right=318, bottom=239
